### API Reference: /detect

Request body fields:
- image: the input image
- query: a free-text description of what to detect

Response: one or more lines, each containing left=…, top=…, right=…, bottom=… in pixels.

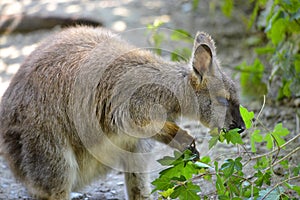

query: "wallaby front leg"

left=125, top=172, right=152, bottom=200
left=152, top=122, right=197, bottom=152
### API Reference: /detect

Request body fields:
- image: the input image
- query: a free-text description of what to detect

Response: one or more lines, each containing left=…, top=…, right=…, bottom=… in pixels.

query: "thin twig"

left=270, top=133, right=281, bottom=165
left=253, top=117, right=272, bottom=133
left=264, top=146, right=300, bottom=172
left=261, top=175, right=300, bottom=200
left=255, top=95, right=266, bottom=127
left=240, top=144, right=252, bottom=160
left=251, top=133, right=300, bottom=160
left=242, top=133, right=300, bottom=170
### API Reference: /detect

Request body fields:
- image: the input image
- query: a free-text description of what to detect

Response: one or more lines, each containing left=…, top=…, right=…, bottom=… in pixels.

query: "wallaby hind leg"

left=20, top=132, right=76, bottom=200
left=125, top=172, right=152, bottom=200
left=25, top=154, right=74, bottom=200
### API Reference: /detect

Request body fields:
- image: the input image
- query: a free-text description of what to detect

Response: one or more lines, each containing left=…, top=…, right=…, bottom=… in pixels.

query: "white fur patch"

left=63, top=147, right=78, bottom=188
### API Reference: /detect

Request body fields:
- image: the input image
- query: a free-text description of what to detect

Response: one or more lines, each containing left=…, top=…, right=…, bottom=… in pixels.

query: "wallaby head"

left=189, top=32, right=245, bottom=133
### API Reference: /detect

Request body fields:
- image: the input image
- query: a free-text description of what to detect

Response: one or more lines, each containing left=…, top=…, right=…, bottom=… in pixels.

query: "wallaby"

left=0, top=26, right=245, bottom=200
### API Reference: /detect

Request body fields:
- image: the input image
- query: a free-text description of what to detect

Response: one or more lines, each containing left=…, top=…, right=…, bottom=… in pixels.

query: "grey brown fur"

left=0, top=26, right=245, bottom=200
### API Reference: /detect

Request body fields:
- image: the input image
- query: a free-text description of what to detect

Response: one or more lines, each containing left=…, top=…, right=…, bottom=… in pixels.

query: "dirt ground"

left=0, top=0, right=299, bottom=199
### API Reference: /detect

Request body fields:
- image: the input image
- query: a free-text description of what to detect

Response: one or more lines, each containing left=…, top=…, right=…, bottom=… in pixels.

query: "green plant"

left=146, top=1, right=300, bottom=199
left=152, top=106, right=300, bottom=199
left=236, top=0, right=300, bottom=100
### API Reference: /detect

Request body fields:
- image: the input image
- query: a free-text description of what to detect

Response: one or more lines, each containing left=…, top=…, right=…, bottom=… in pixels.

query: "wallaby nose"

left=230, top=119, right=245, bottom=133
left=238, top=120, right=246, bottom=133
left=238, top=125, right=245, bottom=133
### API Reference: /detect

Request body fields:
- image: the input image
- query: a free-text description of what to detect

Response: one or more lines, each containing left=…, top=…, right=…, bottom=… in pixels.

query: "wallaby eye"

left=216, top=97, right=229, bottom=106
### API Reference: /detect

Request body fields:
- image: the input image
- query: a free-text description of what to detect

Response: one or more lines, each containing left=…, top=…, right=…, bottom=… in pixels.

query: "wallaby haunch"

left=0, top=26, right=245, bottom=200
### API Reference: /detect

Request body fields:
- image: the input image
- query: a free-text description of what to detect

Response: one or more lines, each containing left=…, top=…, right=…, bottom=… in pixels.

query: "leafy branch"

left=152, top=106, right=300, bottom=199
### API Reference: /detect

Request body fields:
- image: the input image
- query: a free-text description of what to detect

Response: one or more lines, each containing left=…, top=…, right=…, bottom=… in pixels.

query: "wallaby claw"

left=187, top=139, right=200, bottom=160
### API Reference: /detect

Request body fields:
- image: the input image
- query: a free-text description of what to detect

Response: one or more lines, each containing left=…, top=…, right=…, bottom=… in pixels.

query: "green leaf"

left=236, top=59, right=267, bottom=98
left=268, top=18, right=287, bottom=45
left=254, top=156, right=270, bottom=170
left=254, top=170, right=271, bottom=187
left=272, top=123, right=290, bottom=147
left=152, top=19, right=164, bottom=28
left=152, top=149, right=201, bottom=195
left=221, top=159, right=235, bottom=178
left=171, top=29, right=193, bottom=42
left=292, top=163, right=300, bottom=176
left=218, top=195, right=230, bottom=200
left=285, top=183, right=300, bottom=195
left=157, top=156, right=177, bottom=166
left=159, top=187, right=174, bottom=198
left=265, top=10, right=284, bottom=33
left=220, top=157, right=243, bottom=181
left=247, top=1, right=260, bottom=29
left=226, top=129, right=244, bottom=145
left=255, top=46, right=275, bottom=55
left=157, top=150, right=182, bottom=166
left=200, top=156, right=211, bottom=164
left=152, top=176, right=175, bottom=193
left=258, top=186, right=284, bottom=200
left=194, top=161, right=212, bottom=169
left=246, top=35, right=263, bottom=46
left=231, top=197, right=242, bottom=200
left=244, top=185, right=260, bottom=198
left=172, top=175, right=186, bottom=182
left=170, top=182, right=201, bottom=200
left=264, top=133, right=273, bottom=149
left=291, top=8, right=300, bottom=20
left=216, top=174, right=226, bottom=194
left=221, top=0, right=233, bottom=17
left=240, top=105, right=254, bottom=129
left=159, top=161, right=197, bottom=180
left=265, top=123, right=290, bottom=149
left=223, top=130, right=231, bottom=144
left=273, top=123, right=289, bottom=137
left=282, top=80, right=292, bottom=97
left=280, top=0, right=300, bottom=13
left=234, top=157, right=243, bottom=171
left=214, top=161, right=219, bottom=173
left=295, top=56, right=300, bottom=73
left=251, top=129, right=263, bottom=152
left=192, top=0, right=200, bottom=11
left=209, top=135, right=219, bottom=149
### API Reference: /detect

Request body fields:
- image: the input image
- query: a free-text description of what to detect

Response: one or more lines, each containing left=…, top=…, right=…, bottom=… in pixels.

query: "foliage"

left=205, top=0, right=300, bottom=99
left=235, top=0, right=300, bottom=100
left=152, top=106, right=300, bottom=199
left=147, top=1, right=300, bottom=199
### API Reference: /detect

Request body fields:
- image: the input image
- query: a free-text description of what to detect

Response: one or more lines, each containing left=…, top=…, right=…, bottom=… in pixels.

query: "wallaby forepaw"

left=186, top=139, right=200, bottom=160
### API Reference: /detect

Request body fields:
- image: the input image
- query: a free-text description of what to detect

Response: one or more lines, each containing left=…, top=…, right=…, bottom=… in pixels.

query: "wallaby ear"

left=191, top=32, right=216, bottom=80
left=192, top=44, right=213, bottom=79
